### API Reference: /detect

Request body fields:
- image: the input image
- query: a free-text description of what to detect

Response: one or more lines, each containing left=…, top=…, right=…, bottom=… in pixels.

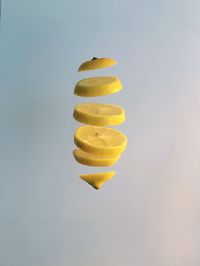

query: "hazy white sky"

left=1, top=0, right=200, bottom=265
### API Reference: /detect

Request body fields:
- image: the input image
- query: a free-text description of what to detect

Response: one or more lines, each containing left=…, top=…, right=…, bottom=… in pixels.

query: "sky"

left=1, top=0, right=200, bottom=265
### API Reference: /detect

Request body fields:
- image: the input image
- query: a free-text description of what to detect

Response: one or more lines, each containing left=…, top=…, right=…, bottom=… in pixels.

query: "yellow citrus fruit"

left=78, top=57, right=117, bottom=72
left=74, top=126, right=127, bottom=156
left=73, top=103, right=126, bottom=126
left=80, top=171, right=116, bottom=189
left=74, top=76, right=122, bottom=97
left=73, top=149, right=120, bottom=167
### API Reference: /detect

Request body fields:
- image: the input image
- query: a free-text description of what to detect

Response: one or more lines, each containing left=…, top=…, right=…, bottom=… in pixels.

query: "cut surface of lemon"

left=78, top=57, right=117, bottom=72
left=73, top=103, right=126, bottom=126
left=74, top=126, right=127, bottom=156
left=80, top=171, right=116, bottom=189
left=73, top=149, right=120, bottom=167
left=74, top=76, right=122, bottom=97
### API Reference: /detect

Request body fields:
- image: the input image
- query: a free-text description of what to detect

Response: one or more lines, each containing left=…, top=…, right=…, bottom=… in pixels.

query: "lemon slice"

left=74, top=76, right=122, bottom=97
left=73, top=103, right=126, bottom=126
left=80, top=171, right=116, bottom=189
left=74, top=126, right=127, bottom=156
left=78, top=57, right=117, bottom=72
left=73, top=149, right=120, bottom=167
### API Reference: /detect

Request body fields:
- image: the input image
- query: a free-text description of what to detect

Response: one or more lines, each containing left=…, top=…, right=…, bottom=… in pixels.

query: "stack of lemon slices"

left=73, top=57, right=127, bottom=189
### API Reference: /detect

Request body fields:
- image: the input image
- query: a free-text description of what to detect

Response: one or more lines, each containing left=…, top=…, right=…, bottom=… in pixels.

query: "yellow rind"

left=78, top=58, right=117, bottom=72
left=73, top=103, right=126, bottom=126
left=80, top=171, right=116, bottom=189
left=73, top=149, right=120, bottom=167
left=74, top=126, right=127, bottom=157
left=74, top=76, right=122, bottom=97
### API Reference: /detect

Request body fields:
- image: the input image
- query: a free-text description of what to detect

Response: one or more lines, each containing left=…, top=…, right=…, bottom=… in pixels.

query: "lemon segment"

left=80, top=171, right=116, bottom=189
left=73, top=103, right=126, bottom=126
left=74, top=76, right=122, bottom=97
left=73, top=149, right=120, bottom=167
left=78, top=57, right=117, bottom=72
left=74, top=126, right=127, bottom=156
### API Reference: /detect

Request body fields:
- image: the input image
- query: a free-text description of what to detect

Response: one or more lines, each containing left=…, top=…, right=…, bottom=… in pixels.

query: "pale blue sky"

left=1, top=0, right=200, bottom=265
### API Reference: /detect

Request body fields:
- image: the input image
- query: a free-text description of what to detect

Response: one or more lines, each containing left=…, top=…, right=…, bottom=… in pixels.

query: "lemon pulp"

left=74, top=76, right=122, bottom=97
left=73, top=103, right=126, bottom=126
left=74, top=125, right=127, bottom=156
left=73, top=149, right=120, bottom=167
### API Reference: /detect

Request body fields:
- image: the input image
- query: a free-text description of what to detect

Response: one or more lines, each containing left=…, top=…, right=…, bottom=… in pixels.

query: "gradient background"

left=1, top=0, right=200, bottom=265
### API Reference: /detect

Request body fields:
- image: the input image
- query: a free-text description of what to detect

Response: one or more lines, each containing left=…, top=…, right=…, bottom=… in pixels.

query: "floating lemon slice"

left=73, top=103, right=126, bottom=126
left=73, top=149, right=120, bottom=167
left=78, top=57, right=117, bottom=72
left=74, top=76, right=122, bottom=97
left=80, top=171, right=116, bottom=189
left=74, top=126, right=127, bottom=156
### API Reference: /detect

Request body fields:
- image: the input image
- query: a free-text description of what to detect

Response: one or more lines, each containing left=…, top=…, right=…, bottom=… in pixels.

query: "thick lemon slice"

left=80, top=171, right=116, bottom=189
left=73, top=103, right=126, bottom=126
left=73, top=149, right=120, bottom=167
left=74, top=126, right=127, bottom=156
left=74, top=76, right=122, bottom=97
left=78, top=57, right=117, bottom=72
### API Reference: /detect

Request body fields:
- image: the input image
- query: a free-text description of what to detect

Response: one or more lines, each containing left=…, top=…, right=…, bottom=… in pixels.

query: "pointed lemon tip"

left=94, top=183, right=103, bottom=190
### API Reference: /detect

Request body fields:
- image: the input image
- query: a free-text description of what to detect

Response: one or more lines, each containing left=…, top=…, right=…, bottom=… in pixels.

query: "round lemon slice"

left=73, top=149, right=120, bottom=167
left=74, top=76, right=122, bottom=97
left=80, top=171, right=116, bottom=189
left=73, top=103, right=126, bottom=126
left=78, top=57, right=117, bottom=72
left=74, top=126, right=127, bottom=156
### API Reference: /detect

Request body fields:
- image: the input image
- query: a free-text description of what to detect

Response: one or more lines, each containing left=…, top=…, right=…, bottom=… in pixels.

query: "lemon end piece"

left=80, top=171, right=116, bottom=189
left=78, top=57, right=117, bottom=72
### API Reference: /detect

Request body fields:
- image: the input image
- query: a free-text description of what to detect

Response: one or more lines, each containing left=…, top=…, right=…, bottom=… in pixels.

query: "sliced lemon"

left=74, top=126, right=127, bottom=156
left=73, top=103, right=126, bottom=126
left=80, top=171, right=116, bottom=189
left=73, top=149, right=120, bottom=167
left=78, top=57, right=117, bottom=72
left=74, top=76, right=122, bottom=97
